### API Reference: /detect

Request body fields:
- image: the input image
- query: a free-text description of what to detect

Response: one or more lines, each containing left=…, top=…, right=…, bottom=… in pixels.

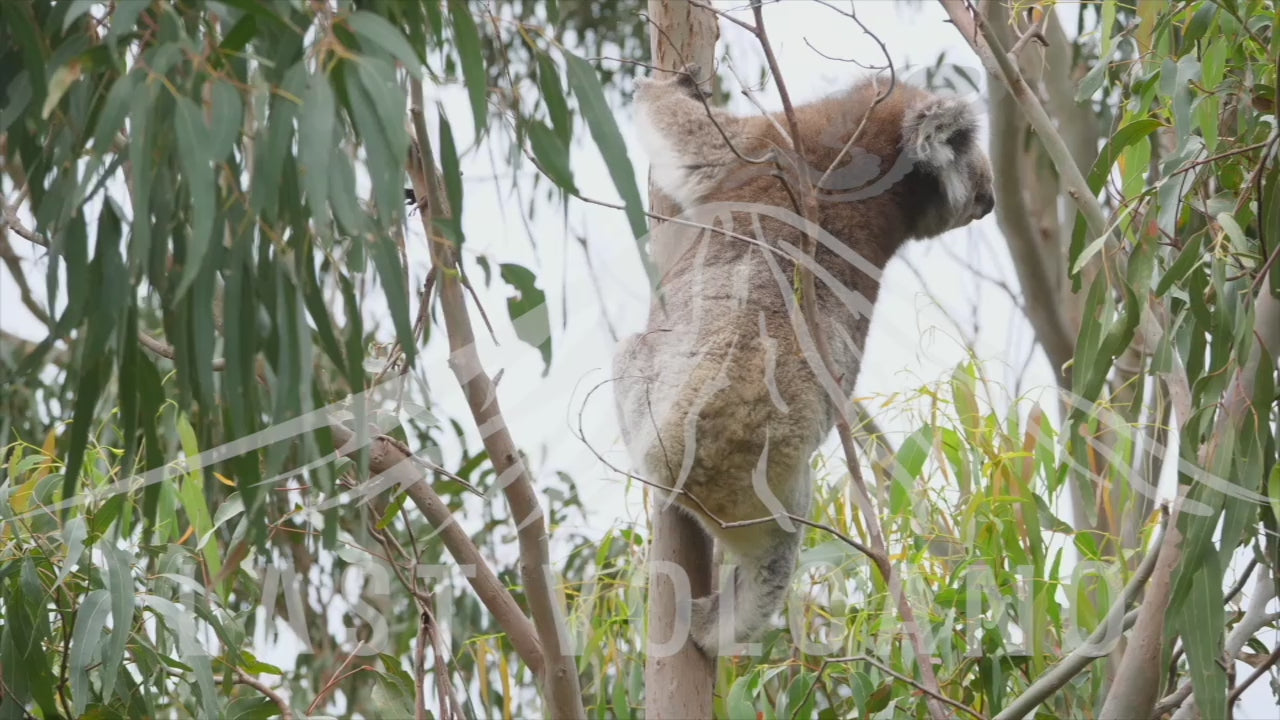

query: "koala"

left=613, top=66, right=994, bottom=657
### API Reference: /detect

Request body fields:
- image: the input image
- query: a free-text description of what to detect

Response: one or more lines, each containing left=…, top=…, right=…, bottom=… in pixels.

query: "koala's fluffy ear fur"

left=901, top=97, right=977, bottom=167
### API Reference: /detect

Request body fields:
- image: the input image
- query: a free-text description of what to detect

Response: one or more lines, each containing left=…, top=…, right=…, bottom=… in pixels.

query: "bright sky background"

left=1, top=1, right=1274, bottom=715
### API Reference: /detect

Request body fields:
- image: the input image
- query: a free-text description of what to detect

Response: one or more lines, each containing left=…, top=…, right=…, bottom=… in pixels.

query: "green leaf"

left=563, top=52, right=653, bottom=282
left=300, top=72, right=336, bottom=225
left=438, top=113, right=464, bottom=225
left=140, top=595, right=219, bottom=718
left=70, top=589, right=112, bottom=716
left=1156, top=233, right=1205, bottom=296
left=500, top=263, right=552, bottom=373
left=448, top=0, right=487, bottom=134
left=1202, top=39, right=1228, bottom=89
left=53, top=517, right=87, bottom=589
left=41, top=62, right=80, bottom=120
left=1263, top=166, right=1280, bottom=297
left=173, top=95, right=215, bottom=299
left=536, top=52, right=572, bottom=145
left=1268, top=463, right=1280, bottom=526
left=175, top=414, right=222, bottom=582
left=107, top=0, right=151, bottom=45
left=345, top=57, right=408, bottom=224
left=528, top=118, right=576, bottom=193
left=367, top=234, right=416, bottom=366
left=1086, top=118, right=1162, bottom=194
left=1177, top=559, right=1228, bottom=720
left=208, top=78, right=243, bottom=162
left=92, top=72, right=138, bottom=154
left=348, top=11, right=423, bottom=76
left=101, top=544, right=135, bottom=704
left=61, top=0, right=95, bottom=32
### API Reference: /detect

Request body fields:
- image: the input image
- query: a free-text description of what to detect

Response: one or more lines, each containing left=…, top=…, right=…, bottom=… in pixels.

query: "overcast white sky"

left=2, top=2, right=1275, bottom=714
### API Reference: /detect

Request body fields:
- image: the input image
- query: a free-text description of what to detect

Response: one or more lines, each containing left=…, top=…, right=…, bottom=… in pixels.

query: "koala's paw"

left=673, top=63, right=709, bottom=99
left=636, top=63, right=711, bottom=102
left=689, top=594, right=720, bottom=657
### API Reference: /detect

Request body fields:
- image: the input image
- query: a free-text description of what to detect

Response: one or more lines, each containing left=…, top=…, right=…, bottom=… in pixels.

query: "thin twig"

left=137, top=330, right=228, bottom=371
left=233, top=669, right=294, bottom=720
left=798, top=655, right=986, bottom=720
left=1228, top=643, right=1280, bottom=703
left=329, top=423, right=546, bottom=677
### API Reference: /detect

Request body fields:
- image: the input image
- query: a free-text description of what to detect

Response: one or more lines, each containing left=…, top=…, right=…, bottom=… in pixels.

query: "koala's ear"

left=902, top=97, right=977, bottom=167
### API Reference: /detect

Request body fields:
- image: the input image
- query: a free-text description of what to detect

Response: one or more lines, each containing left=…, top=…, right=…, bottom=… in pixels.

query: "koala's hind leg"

left=689, top=524, right=803, bottom=656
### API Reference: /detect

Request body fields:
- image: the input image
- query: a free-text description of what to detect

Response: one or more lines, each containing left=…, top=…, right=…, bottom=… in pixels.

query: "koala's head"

left=898, top=95, right=994, bottom=238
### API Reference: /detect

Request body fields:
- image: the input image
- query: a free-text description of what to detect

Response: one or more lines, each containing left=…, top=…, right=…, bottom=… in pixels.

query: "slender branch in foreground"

left=993, top=512, right=1166, bottom=720
left=1229, top=643, right=1280, bottom=704
left=137, top=330, right=228, bottom=371
left=796, top=655, right=986, bottom=720
left=0, top=202, right=49, bottom=248
left=327, top=423, right=546, bottom=679
left=408, top=78, right=586, bottom=720
left=232, top=669, right=294, bottom=720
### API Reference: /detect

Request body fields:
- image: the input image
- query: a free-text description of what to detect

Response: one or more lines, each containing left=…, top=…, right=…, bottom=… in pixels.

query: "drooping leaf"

left=448, top=0, right=487, bottom=134
left=563, top=51, right=653, bottom=282
left=527, top=118, right=576, bottom=193
left=500, top=263, right=552, bottom=373
left=349, top=11, right=423, bottom=75
left=69, top=589, right=112, bottom=716
left=173, top=95, right=215, bottom=299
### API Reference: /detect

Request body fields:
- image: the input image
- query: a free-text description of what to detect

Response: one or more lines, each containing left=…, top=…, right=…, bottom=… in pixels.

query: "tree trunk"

left=643, top=2, right=720, bottom=718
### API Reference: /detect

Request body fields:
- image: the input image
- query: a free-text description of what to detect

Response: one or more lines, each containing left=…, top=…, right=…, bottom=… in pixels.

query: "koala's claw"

left=689, top=594, right=719, bottom=657
left=675, top=63, right=711, bottom=100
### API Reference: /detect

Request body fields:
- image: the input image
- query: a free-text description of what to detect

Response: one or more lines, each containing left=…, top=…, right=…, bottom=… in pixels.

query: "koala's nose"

left=974, top=188, right=994, bottom=219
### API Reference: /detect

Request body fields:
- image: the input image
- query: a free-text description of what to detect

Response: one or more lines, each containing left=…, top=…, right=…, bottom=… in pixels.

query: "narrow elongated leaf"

left=173, top=95, right=215, bottom=299
left=208, top=78, right=243, bottom=162
left=53, top=517, right=87, bottom=589
left=300, top=73, right=335, bottom=225
left=92, top=71, right=137, bottom=153
left=345, top=58, right=407, bottom=224
left=536, top=52, right=572, bottom=145
left=176, top=414, right=222, bottom=582
left=448, top=0, right=487, bottom=133
left=366, top=235, right=416, bottom=366
left=101, top=544, right=135, bottom=703
left=1156, top=233, right=1205, bottom=296
left=563, top=52, right=653, bottom=282
left=69, top=589, right=112, bottom=716
left=107, top=0, right=151, bottom=45
left=528, top=119, right=576, bottom=193
left=140, top=595, right=219, bottom=718
left=1177, top=559, right=1228, bottom=720
left=349, top=11, right=423, bottom=76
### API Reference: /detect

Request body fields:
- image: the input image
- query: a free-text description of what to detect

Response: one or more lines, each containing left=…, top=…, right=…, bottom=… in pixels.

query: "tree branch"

left=407, top=78, right=585, bottom=720
left=327, top=423, right=546, bottom=679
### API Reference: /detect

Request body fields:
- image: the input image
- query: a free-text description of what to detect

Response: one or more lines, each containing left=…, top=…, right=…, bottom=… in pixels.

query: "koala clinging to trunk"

left=613, top=65, right=994, bottom=657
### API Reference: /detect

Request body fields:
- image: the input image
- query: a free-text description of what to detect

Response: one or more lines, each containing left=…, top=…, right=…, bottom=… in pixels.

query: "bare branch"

left=231, top=669, right=294, bottom=720
left=1229, top=643, right=1280, bottom=705
left=137, top=330, right=228, bottom=372
left=408, top=78, right=585, bottom=720
left=798, top=655, right=987, bottom=720
left=328, top=423, right=547, bottom=680
left=0, top=201, right=49, bottom=248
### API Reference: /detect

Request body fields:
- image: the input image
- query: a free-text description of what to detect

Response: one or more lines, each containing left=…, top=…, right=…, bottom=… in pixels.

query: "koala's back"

left=613, top=232, right=846, bottom=525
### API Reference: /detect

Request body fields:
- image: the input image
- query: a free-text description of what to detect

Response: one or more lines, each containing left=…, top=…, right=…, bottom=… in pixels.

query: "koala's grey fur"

left=613, top=66, right=994, bottom=657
